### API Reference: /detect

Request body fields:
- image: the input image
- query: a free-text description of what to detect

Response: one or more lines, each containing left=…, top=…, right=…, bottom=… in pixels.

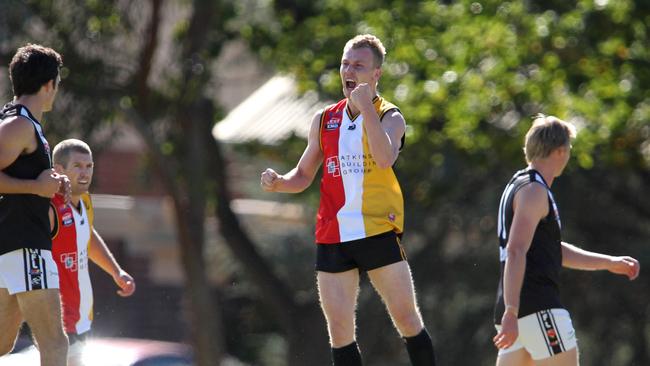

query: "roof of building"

left=212, top=75, right=326, bottom=145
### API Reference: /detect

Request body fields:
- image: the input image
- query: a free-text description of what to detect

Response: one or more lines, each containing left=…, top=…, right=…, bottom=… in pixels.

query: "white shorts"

left=0, top=248, right=59, bottom=294
left=496, top=308, right=577, bottom=360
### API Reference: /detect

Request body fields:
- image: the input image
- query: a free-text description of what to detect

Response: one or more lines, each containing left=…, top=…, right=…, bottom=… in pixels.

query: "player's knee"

left=391, top=308, right=423, bottom=336
left=0, top=336, right=17, bottom=356
left=37, top=331, right=68, bottom=355
left=326, top=317, right=356, bottom=346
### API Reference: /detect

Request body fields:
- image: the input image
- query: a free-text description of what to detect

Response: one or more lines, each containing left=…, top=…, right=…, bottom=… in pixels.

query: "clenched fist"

left=261, top=168, right=281, bottom=192
left=348, top=83, right=374, bottom=112
left=35, top=169, right=66, bottom=198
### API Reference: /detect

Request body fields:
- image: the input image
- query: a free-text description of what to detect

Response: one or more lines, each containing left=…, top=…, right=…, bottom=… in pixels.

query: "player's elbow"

left=506, top=245, right=527, bottom=261
left=375, top=160, right=393, bottom=169
left=285, top=175, right=312, bottom=193
left=374, top=154, right=397, bottom=169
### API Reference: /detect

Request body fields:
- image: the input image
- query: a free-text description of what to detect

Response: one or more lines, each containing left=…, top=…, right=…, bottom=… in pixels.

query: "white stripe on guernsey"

left=497, top=181, right=516, bottom=241
left=72, top=202, right=93, bottom=334
left=532, top=172, right=562, bottom=229
left=336, top=107, right=366, bottom=242
left=20, top=108, right=51, bottom=166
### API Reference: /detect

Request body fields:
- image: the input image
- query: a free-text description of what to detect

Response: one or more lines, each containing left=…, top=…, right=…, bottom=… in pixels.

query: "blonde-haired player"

left=50, top=139, right=135, bottom=352
left=493, top=114, right=640, bottom=366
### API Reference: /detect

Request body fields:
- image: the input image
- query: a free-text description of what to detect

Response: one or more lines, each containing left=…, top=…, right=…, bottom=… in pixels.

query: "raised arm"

left=260, top=111, right=324, bottom=193
left=494, top=183, right=548, bottom=350
left=88, top=228, right=136, bottom=297
left=350, top=84, right=405, bottom=168
left=562, top=242, right=640, bottom=280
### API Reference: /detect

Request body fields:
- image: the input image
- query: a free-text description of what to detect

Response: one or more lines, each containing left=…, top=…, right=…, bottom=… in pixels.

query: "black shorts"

left=316, top=231, right=407, bottom=273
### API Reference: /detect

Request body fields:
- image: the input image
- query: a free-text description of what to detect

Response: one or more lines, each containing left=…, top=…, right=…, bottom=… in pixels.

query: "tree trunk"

left=204, top=128, right=330, bottom=365
left=174, top=200, right=225, bottom=366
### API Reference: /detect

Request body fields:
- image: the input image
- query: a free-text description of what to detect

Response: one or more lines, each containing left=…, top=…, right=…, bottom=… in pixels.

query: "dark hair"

left=9, top=44, right=63, bottom=97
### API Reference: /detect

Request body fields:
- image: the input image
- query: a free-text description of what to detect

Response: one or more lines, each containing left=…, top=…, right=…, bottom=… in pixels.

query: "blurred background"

left=1, top=0, right=649, bottom=365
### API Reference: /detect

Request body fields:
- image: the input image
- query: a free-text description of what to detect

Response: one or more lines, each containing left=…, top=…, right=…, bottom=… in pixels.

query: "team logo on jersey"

left=62, top=212, right=74, bottom=226
left=325, top=117, right=341, bottom=130
left=347, top=123, right=356, bottom=130
left=388, top=213, right=396, bottom=222
left=61, top=252, right=78, bottom=271
left=539, top=311, right=563, bottom=354
left=26, top=249, right=43, bottom=290
left=326, top=156, right=341, bottom=177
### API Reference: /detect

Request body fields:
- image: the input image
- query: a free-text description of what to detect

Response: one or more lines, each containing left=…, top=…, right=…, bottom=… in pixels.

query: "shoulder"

left=516, top=182, right=547, bottom=200
left=513, top=182, right=548, bottom=217
left=308, top=109, right=324, bottom=133
left=81, top=193, right=93, bottom=209
left=376, top=98, right=401, bottom=119
left=377, top=98, right=405, bottom=129
left=0, top=115, right=35, bottom=137
left=381, top=109, right=405, bottom=125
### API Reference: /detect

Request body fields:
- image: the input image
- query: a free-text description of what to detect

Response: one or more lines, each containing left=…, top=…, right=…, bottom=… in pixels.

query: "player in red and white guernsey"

left=49, top=139, right=135, bottom=345
left=261, top=35, right=436, bottom=366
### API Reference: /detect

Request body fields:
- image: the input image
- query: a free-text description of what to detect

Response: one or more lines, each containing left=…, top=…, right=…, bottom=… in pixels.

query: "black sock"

left=404, top=328, right=436, bottom=366
left=332, top=341, right=362, bottom=366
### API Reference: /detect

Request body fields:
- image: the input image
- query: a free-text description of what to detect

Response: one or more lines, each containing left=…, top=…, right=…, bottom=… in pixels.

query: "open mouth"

left=345, top=80, right=356, bottom=89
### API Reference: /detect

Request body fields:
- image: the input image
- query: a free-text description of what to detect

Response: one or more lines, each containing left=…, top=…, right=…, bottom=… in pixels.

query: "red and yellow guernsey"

left=50, top=192, right=94, bottom=335
left=317, top=96, right=404, bottom=244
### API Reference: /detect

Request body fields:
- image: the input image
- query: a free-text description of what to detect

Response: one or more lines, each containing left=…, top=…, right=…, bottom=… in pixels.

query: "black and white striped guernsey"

left=494, top=168, right=564, bottom=324
left=0, top=102, right=53, bottom=255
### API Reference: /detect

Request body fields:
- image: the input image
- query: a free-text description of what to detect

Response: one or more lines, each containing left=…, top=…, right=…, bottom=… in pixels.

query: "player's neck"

left=347, top=102, right=360, bottom=117
left=70, top=196, right=82, bottom=210
left=529, top=161, right=555, bottom=187
left=13, top=95, right=44, bottom=121
left=346, top=94, right=378, bottom=117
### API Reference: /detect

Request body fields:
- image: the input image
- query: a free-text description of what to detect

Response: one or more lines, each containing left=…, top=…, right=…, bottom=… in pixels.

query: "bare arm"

left=261, top=111, right=323, bottom=193
left=88, top=228, right=136, bottom=297
left=351, top=84, right=405, bottom=168
left=562, top=242, right=640, bottom=280
left=0, top=116, right=63, bottom=196
left=362, top=108, right=405, bottom=168
left=494, top=183, right=548, bottom=350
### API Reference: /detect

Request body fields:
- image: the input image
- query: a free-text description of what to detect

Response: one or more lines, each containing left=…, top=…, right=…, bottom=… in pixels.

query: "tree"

left=4, top=0, right=649, bottom=364
left=245, top=0, right=650, bottom=364
left=2, top=1, right=331, bottom=365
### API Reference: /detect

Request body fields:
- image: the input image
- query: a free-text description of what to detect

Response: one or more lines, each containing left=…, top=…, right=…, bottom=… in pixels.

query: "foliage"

left=2, top=0, right=649, bottom=364
left=245, top=1, right=650, bottom=364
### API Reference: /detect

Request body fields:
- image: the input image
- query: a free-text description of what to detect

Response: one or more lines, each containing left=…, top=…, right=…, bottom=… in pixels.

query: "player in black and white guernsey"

left=0, top=44, right=70, bottom=366
left=492, top=115, right=640, bottom=366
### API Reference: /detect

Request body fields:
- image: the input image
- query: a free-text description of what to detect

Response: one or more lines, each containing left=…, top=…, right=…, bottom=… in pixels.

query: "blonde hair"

left=524, top=114, right=576, bottom=163
left=344, top=34, right=386, bottom=68
left=52, top=139, right=92, bottom=167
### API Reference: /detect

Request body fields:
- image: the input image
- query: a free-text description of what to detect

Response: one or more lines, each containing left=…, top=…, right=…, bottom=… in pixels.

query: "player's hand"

left=35, top=169, right=63, bottom=198
left=608, top=256, right=640, bottom=280
left=113, top=270, right=136, bottom=297
left=348, top=83, right=374, bottom=113
left=493, top=310, right=518, bottom=349
left=56, top=174, right=71, bottom=203
left=261, top=168, right=281, bottom=192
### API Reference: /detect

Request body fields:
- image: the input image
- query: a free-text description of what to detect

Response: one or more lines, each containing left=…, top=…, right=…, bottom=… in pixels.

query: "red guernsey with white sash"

left=51, top=192, right=94, bottom=335
left=316, top=96, right=404, bottom=244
